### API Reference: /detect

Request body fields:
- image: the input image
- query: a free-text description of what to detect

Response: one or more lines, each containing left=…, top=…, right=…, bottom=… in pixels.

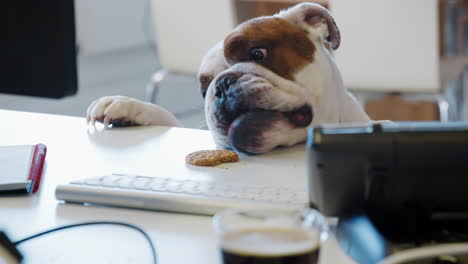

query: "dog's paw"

left=86, top=96, right=153, bottom=127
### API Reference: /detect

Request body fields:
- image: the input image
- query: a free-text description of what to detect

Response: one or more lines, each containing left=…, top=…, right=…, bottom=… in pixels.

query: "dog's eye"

left=249, top=48, right=267, bottom=61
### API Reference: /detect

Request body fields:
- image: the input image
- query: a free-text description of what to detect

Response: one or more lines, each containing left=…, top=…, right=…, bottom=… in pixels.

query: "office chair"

left=453, top=0, right=468, bottom=55
left=330, top=0, right=467, bottom=121
left=146, top=0, right=236, bottom=104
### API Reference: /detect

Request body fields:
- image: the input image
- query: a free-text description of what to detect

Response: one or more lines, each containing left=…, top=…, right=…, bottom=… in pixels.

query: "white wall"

left=150, top=0, right=235, bottom=75
left=330, top=0, right=440, bottom=93
left=75, top=0, right=151, bottom=56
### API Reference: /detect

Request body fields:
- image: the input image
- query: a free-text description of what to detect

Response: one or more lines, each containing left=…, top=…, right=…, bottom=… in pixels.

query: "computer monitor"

left=3, top=0, right=77, bottom=98
left=308, top=122, right=468, bottom=263
left=308, top=121, right=468, bottom=240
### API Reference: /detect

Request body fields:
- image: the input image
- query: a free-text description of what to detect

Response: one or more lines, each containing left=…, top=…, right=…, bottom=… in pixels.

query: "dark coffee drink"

left=220, top=227, right=320, bottom=264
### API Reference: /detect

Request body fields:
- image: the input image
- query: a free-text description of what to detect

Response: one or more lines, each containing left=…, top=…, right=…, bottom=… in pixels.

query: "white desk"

left=0, top=109, right=355, bottom=263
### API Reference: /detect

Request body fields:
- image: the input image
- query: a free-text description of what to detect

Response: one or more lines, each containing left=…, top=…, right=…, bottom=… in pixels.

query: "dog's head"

left=197, top=3, right=342, bottom=154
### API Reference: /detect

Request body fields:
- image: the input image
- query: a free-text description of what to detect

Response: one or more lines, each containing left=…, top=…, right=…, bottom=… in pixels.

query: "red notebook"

left=0, top=144, right=47, bottom=194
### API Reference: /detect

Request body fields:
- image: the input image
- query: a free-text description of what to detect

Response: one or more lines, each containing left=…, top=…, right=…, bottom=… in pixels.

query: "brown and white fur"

left=86, top=3, right=370, bottom=154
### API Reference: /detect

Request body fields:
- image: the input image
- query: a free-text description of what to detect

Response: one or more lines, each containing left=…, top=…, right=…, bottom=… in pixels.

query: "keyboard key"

left=277, top=192, right=296, bottom=203
left=151, top=184, right=168, bottom=192
left=118, top=179, right=134, bottom=189
left=253, top=194, right=274, bottom=202
left=83, top=180, right=101, bottom=186
left=244, top=186, right=263, bottom=195
left=197, top=183, right=215, bottom=194
left=133, top=181, right=150, bottom=190
left=237, top=193, right=257, bottom=200
left=70, top=180, right=85, bottom=184
left=223, top=190, right=243, bottom=199
left=136, top=185, right=152, bottom=191
left=165, top=180, right=184, bottom=192
left=149, top=178, right=168, bottom=185
left=102, top=181, right=118, bottom=187
left=225, top=184, right=245, bottom=194
left=87, top=176, right=106, bottom=181
left=180, top=181, right=200, bottom=194
left=262, top=188, right=279, bottom=197
left=149, top=179, right=167, bottom=188
left=102, top=175, right=124, bottom=182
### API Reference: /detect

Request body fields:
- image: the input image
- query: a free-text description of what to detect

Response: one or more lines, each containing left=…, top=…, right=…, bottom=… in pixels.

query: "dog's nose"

left=215, top=73, right=239, bottom=98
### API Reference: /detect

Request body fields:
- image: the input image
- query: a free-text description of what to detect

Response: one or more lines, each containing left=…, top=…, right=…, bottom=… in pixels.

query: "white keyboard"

left=55, top=174, right=309, bottom=216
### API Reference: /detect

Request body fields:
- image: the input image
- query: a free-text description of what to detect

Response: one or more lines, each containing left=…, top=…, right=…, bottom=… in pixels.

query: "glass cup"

left=213, top=208, right=329, bottom=264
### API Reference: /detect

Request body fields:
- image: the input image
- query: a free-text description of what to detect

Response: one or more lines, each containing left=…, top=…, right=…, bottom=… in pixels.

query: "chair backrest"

left=330, top=0, right=441, bottom=93
left=150, top=0, right=236, bottom=76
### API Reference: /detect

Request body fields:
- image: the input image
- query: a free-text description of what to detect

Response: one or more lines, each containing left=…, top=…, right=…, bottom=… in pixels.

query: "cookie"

left=186, top=150, right=239, bottom=166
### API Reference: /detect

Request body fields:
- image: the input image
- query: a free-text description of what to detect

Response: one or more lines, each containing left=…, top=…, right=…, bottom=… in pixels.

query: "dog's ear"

left=197, top=74, right=213, bottom=98
left=280, top=3, right=340, bottom=50
left=197, top=41, right=229, bottom=98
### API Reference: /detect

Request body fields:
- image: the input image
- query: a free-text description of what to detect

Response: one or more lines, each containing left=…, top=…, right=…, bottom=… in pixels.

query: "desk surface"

left=0, top=109, right=355, bottom=263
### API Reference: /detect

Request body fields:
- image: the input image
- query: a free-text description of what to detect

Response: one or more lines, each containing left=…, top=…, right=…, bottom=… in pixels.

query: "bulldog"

left=86, top=3, right=370, bottom=154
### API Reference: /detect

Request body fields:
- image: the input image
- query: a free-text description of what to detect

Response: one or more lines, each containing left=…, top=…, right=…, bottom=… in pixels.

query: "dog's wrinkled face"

left=197, top=3, right=341, bottom=154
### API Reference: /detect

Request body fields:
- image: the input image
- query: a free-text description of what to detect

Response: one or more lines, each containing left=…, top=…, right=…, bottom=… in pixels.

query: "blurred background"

left=3, top=0, right=468, bottom=129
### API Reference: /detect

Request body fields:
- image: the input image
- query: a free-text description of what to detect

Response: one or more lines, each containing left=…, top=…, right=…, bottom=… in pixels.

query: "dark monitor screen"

left=2, top=0, right=77, bottom=98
